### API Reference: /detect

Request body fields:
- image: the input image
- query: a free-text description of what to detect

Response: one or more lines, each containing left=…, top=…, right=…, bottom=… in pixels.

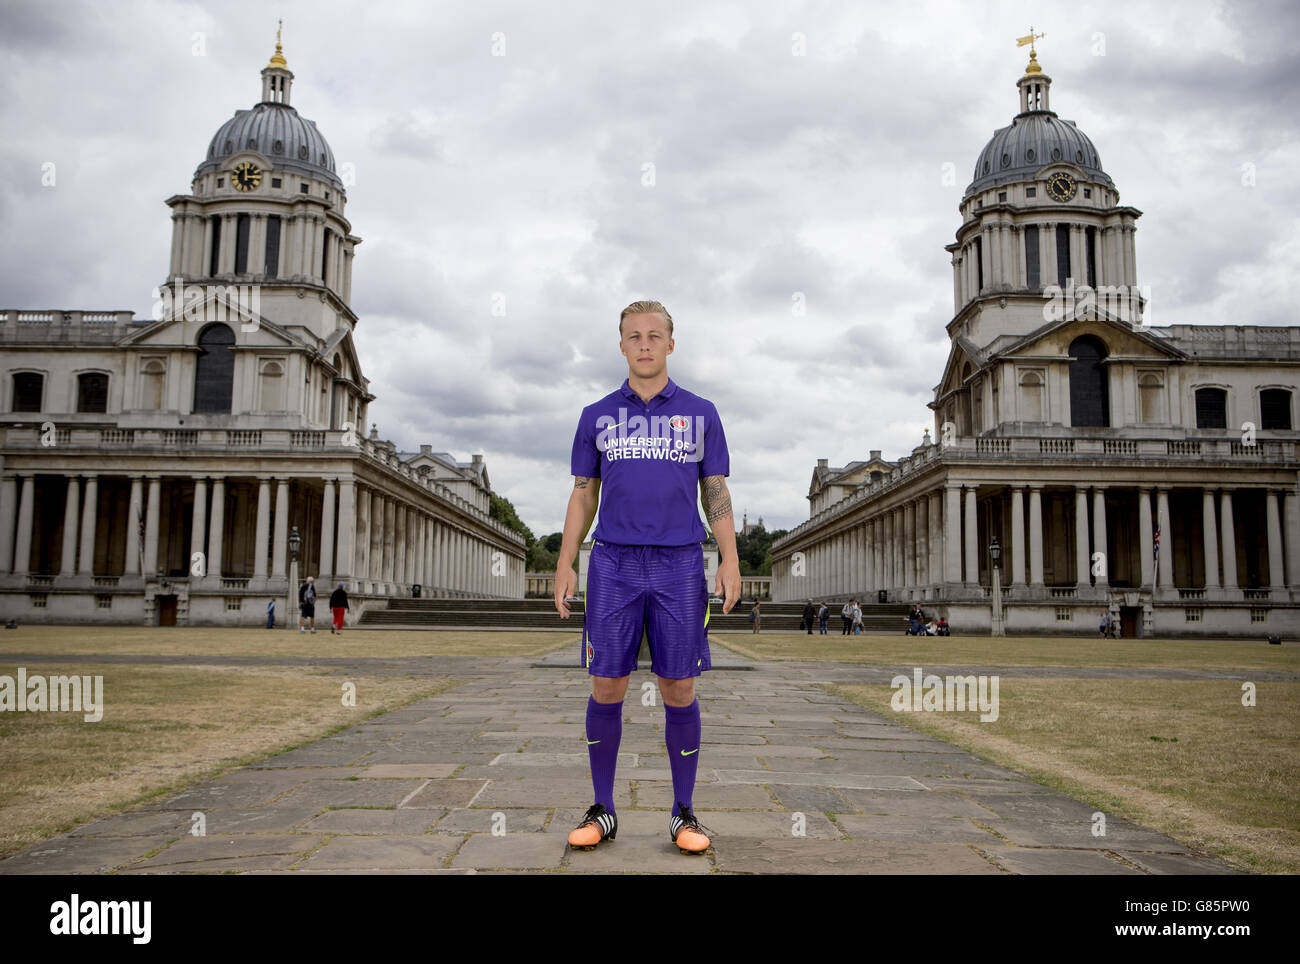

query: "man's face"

left=620, top=312, right=673, bottom=378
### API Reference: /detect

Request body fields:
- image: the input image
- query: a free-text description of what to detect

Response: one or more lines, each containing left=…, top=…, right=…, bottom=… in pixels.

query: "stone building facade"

left=0, top=37, right=526, bottom=625
left=770, top=50, right=1300, bottom=637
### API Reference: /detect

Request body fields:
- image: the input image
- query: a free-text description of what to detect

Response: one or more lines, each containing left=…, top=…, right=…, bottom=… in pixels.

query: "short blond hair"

left=619, top=300, right=673, bottom=338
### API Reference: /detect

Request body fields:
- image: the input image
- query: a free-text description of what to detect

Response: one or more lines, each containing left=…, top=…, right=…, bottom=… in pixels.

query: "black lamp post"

left=286, top=526, right=301, bottom=631
left=989, top=535, right=1004, bottom=636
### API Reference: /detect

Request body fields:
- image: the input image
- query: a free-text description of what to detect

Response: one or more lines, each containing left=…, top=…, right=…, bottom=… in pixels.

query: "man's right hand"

left=554, top=567, right=578, bottom=618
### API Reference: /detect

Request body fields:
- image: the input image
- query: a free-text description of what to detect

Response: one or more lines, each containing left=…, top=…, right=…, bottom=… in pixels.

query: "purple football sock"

left=664, top=699, right=702, bottom=811
left=585, top=696, right=623, bottom=814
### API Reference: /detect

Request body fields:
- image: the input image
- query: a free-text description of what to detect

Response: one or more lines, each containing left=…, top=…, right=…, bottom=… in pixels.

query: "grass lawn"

left=828, top=676, right=1300, bottom=874
left=721, top=631, right=1300, bottom=672
left=0, top=628, right=570, bottom=859
left=0, top=625, right=574, bottom=660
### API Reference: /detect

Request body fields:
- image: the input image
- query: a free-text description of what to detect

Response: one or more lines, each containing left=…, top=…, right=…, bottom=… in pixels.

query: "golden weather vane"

left=1016, top=26, right=1045, bottom=73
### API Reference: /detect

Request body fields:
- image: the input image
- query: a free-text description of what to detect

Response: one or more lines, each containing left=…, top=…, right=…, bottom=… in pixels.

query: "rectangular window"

left=1055, top=224, right=1071, bottom=285
left=998, top=191, right=1007, bottom=202
left=1185, top=608, right=1202, bottom=622
left=1025, top=226, right=1041, bottom=289
left=1055, top=607, right=1071, bottom=621
left=974, top=237, right=983, bottom=292
left=234, top=213, right=250, bottom=274
left=300, top=183, right=309, bottom=193
left=264, top=216, right=282, bottom=277
left=1251, top=608, right=1267, bottom=623
left=96, top=595, right=112, bottom=609
left=209, top=216, right=222, bottom=275
left=321, top=230, right=330, bottom=283
left=271, top=177, right=282, bottom=188
left=12, top=372, right=43, bottom=412
left=1195, top=388, right=1228, bottom=429
left=226, top=597, right=242, bottom=611
left=1261, top=388, right=1292, bottom=430
left=1086, top=226, right=1097, bottom=287
left=1026, top=187, right=1036, bottom=198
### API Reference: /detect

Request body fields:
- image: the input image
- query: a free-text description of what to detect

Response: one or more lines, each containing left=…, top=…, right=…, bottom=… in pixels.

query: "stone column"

left=79, top=475, right=101, bottom=574
left=143, top=476, right=162, bottom=576
left=124, top=476, right=143, bottom=576
left=1092, top=487, right=1108, bottom=589
left=395, top=504, right=407, bottom=588
left=188, top=477, right=207, bottom=578
left=272, top=479, right=289, bottom=579
left=1202, top=489, right=1220, bottom=589
left=383, top=497, right=396, bottom=589
left=929, top=490, right=942, bottom=587
left=0, top=475, right=16, bottom=574
left=1157, top=488, right=1173, bottom=588
left=916, top=498, right=929, bottom=587
left=1266, top=490, right=1285, bottom=590
left=1286, top=490, right=1300, bottom=590
left=208, top=478, right=225, bottom=580
left=1028, top=485, right=1044, bottom=586
left=369, top=491, right=383, bottom=583
left=1010, top=486, right=1025, bottom=587
left=1219, top=489, right=1237, bottom=590
left=320, top=478, right=336, bottom=578
left=254, top=478, right=271, bottom=579
left=1075, top=487, right=1090, bottom=589
left=944, top=485, right=961, bottom=584
left=336, top=479, right=355, bottom=583
left=964, top=486, right=978, bottom=585
left=1138, top=487, right=1154, bottom=589
left=60, top=475, right=81, bottom=576
left=903, top=502, right=915, bottom=590
left=12, top=475, right=35, bottom=577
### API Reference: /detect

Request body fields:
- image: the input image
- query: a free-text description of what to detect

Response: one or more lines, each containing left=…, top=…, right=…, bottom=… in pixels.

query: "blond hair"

left=619, top=300, right=673, bottom=338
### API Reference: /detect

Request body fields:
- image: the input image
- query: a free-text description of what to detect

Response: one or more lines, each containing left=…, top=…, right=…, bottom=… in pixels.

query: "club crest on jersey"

left=669, top=415, right=690, bottom=431
left=586, top=641, right=595, bottom=663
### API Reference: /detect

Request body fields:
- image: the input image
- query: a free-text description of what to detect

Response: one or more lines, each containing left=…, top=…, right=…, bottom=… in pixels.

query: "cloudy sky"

left=2, top=0, right=1297, bottom=539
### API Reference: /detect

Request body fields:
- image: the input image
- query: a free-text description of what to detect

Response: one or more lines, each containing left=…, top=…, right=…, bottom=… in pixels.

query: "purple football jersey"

left=570, top=377, right=729, bottom=546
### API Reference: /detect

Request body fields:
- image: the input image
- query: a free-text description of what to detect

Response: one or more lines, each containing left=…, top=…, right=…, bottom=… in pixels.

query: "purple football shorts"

left=581, top=540, right=711, bottom=680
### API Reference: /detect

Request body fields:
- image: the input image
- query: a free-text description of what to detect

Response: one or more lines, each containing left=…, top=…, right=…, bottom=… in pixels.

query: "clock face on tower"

left=1046, top=171, right=1077, bottom=202
left=232, top=161, right=263, bottom=192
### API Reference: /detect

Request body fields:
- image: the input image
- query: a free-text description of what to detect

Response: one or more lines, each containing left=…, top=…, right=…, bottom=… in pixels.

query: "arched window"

left=140, top=360, right=165, bottom=410
left=11, top=372, right=43, bottom=412
left=76, top=372, right=109, bottom=413
left=1139, top=372, right=1165, bottom=423
left=1019, top=370, right=1043, bottom=422
left=259, top=360, right=284, bottom=410
left=1195, top=388, right=1227, bottom=429
left=1068, top=335, right=1109, bottom=427
left=193, top=323, right=236, bottom=413
left=1260, top=388, right=1293, bottom=430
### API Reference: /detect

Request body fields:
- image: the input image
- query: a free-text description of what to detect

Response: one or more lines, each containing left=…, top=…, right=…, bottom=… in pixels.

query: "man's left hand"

left=716, top=558, right=742, bottom=614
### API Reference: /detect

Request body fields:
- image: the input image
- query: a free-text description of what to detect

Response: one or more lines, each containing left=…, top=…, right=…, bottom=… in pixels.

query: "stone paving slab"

left=0, top=640, right=1243, bottom=875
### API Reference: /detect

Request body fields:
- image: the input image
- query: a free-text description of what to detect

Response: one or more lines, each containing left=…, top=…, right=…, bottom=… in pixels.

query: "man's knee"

left=657, top=676, right=695, bottom=707
left=591, top=674, right=630, bottom=703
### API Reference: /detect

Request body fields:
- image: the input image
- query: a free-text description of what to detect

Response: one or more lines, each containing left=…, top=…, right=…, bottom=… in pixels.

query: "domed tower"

left=943, top=41, right=1142, bottom=351
left=163, top=26, right=361, bottom=339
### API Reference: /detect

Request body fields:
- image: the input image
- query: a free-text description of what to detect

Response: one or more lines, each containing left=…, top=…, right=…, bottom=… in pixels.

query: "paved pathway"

left=0, top=641, right=1241, bottom=874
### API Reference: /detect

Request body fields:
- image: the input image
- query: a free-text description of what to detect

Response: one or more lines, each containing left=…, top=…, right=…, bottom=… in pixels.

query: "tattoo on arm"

left=574, top=476, right=592, bottom=489
left=701, top=475, right=732, bottom=524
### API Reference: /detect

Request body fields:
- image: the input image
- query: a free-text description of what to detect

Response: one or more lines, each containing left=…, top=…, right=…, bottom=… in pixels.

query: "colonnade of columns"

left=0, top=471, right=526, bottom=598
left=771, top=481, right=1299, bottom=602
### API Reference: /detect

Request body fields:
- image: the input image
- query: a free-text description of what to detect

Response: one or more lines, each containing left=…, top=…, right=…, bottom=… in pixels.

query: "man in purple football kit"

left=554, top=300, right=740, bottom=855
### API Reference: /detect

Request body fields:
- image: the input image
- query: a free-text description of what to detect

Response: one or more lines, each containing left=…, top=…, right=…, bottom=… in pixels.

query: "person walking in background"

left=750, top=599, right=762, bottom=633
left=841, top=600, right=853, bottom=635
left=851, top=599, right=863, bottom=636
left=802, top=599, right=815, bottom=634
left=1099, top=608, right=1114, bottom=639
left=330, top=581, right=350, bottom=634
left=817, top=602, right=829, bottom=635
left=299, top=575, right=317, bottom=634
left=266, top=599, right=275, bottom=629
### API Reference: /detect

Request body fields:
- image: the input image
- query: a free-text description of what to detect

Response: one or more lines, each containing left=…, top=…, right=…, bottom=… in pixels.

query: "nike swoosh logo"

left=586, top=740, right=601, bottom=745
left=680, top=748, right=699, bottom=756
